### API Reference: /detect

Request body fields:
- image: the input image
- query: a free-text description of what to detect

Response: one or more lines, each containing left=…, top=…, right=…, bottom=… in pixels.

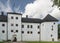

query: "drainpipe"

left=7, top=14, right=8, bottom=41
left=39, top=23, right=41, bottom=41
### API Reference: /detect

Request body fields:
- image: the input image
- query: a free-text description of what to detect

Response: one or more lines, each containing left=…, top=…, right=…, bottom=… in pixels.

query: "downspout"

left=39, top=23, right=41, bottom=41
left=7, top=14, right=8, bottom=41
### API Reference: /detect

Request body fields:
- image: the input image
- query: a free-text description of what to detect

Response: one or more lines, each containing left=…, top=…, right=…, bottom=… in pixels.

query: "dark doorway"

left=13, top=37, right=17, bottom=42
left=52, top=38, right=54, bottom=41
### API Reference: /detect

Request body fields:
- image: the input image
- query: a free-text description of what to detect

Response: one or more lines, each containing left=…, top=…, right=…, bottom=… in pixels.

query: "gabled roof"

left=0, top=15, right=7, bottom=22
left=0, top=13, right=58, bottom=23
left=22, top=18, right=42, bottom=23
left=43, top=14, right=58, bottom=22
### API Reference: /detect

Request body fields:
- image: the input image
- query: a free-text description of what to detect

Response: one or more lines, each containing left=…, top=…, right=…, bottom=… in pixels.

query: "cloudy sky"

left=0, top=0, right=60, bottom=23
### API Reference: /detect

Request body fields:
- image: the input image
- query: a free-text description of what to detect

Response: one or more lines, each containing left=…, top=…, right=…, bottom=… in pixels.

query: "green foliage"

left=53, top=0, right=60, bottom=7
left=58, top=24, right=60, bottom=38
left=0, top=42, right=4, bottom=43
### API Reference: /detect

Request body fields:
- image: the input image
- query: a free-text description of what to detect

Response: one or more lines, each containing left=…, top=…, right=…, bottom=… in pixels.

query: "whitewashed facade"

left=0, top=12, right=58, bottom=41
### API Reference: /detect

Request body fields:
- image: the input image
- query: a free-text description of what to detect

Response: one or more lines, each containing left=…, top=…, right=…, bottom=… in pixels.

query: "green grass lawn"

left=0, top=41, right=60, bottom=43
left=26, top=41, right=60, bottom=43
left=0, top=42, right=4, bottom=43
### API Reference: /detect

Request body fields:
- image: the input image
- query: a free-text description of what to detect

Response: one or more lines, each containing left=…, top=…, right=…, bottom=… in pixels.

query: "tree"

left=53, top=0, right=60, bottom=7
left=58, top=24, right=60, bottom=39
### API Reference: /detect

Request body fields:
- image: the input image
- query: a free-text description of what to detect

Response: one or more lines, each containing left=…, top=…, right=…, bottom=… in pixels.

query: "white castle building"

left=0, top=12, right=58, bottom=41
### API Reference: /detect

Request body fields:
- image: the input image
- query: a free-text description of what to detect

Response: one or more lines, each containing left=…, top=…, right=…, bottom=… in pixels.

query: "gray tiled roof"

left=7, top=12, right=22, bottom=15
left=43, top=14, right=58, bottom=22
left=0, top=13, right=58, bottom=23
left=0, top=15, right=7, bottom=22
left=22, top=18, right=42, bottom=23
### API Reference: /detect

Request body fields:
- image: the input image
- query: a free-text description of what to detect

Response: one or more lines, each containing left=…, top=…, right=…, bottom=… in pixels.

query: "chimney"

left=26, top=15, right=28, bottom=18
left=1, top=12, right=4, bottom=15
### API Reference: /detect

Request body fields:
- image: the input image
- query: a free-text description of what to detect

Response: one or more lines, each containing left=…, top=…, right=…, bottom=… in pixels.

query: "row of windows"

left=1, top=24, right=40, bottom=29
left=1, top=23, right=55, bottom=27
left=2, top=30, right=18, bottom=33
left=11, top=24, right=18, bottom=26
left=22, top=25, right=40, bottom=29
left=11, top=16, right=18, bottom=19
left=2, top=30, right=40, bottom=34
left=1, top=24, right=18, bottom=27
left=11, top=30, right=18, bottom=32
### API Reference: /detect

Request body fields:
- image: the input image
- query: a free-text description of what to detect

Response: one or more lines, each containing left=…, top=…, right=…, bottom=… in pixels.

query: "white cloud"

left=23, top=0, right=60, bottom=20
left=23, top=0, right=53, bottom=19
left=50, top=6, right=60, bottom=20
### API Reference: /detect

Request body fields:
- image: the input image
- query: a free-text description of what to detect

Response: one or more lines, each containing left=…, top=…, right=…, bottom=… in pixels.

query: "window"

left=52, top=38, right=54, bottom=41
left=16, top=24, right=18, bottom=26
left=31, top=31, right=32, bottom=33
left=27, top=31, right=29, bottom=34
left=16, top=30, right=18, bottom=32
left=11, top=24, right=13, bottom=26
left=11, top=16, right=13, bottom=19
left=21, top=31, right=24, bottom=34
left=38, top=31, right=40, bottom=34
left=52, top=25, right=53, bottom=27
left=22, top=25, right=24, bottom=28
left=51, top=34, right=53, bottom=37
left=16, top=17, right=18, bottom=19
left=27, top=25, right=29, bottom=28
left=2, top=24, right=5, bottom=26
left=2, top=30, right=5, bottom=33
left=27, top=31, right=33, bottom=34
left=31, top=25, right=33, bottom=28
left=11, top=30, right=13, bottom=32
left=38, top=26, right=40, bottom=28
left=52, top=25, right=53, bottom=31
left=54, top=23, right=55, bottom=24
left=52, top=28, right=53, bottom=31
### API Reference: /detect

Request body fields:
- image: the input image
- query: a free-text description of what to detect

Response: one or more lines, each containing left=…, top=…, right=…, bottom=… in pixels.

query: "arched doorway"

left=12, top=34, right=17, bottom=42
left=13, top=37, right=17, bottom=42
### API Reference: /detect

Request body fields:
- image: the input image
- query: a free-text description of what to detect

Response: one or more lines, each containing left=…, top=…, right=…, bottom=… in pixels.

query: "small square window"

left=16, top=24, right=18, bottom=26
left=21, top=31, right=24, bottom=34
left=16, top=30, right=18, bottom=32
left=11, top=30, right=13, bottom=32
left=2, top=30, right=5, bottom=33
left=54, top=23, right=55, bottom=24
left=27, top=31, right=29, bottom=34
left=38, top=26, right=40, bottom=28
left=16, top=17, right=18, bottom=19
left=27, top=25, right=29, bottom=28
left=52, top=28, right=53, bottom=31
left=31, top=25, right=33, bottom=28
left=51, top=34, right=53, bottom=37
left=38, top=31, right=40, bottom=34
left=22, top=25, right=24, bottom=28
left=30, top=31, right=33, bottom=34
left=11, top=24, right=13, bottom=26
left=11, top=16, right=13, bottom=19
left=2, top=24, right=5, bottom=26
